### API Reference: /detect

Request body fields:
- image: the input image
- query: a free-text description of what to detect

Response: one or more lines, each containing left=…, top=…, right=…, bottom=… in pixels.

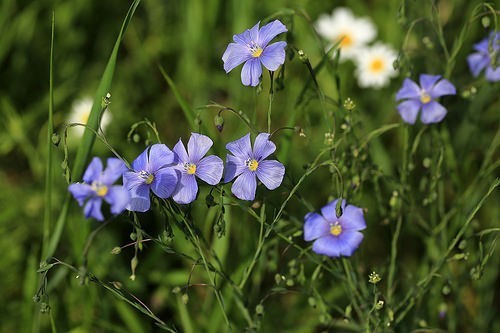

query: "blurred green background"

left=1, top=0, right=498, bottom=332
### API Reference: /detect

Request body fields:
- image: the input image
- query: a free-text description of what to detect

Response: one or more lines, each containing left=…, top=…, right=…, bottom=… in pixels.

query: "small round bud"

left=343, top=98, right=356, bottom=111
left=255, top=304, right=264, bottom=316
left=214, top=115, right=224, bottom=132
left=369, top=271, right=381, bottom=284
left=132, top=133, right=141, bottom=143
left=297, top=50, right=308, bottom=63
left=375, top=300, right=384, bottom=310
left=110, top=246, right=121, bottom=255
left=52, top=133, right=61, bottom=146
left=181, top=293, right=189, bottom=304
left=481, top=16, right=491, bottom=28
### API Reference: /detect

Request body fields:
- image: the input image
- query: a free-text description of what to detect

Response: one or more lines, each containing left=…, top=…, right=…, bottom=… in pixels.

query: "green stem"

left=42, top=12, right=55, bottom=259
left=183, top=218, right=231, bottom=328
left=238, top=204, right=265, bottom=289
left=267, top=70, right=274, bottom=133
left=387, top=124, right=409, bottom=304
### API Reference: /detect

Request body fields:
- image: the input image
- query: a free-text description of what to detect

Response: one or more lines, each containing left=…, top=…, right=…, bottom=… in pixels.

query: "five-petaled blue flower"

left=304, top=199, right=366, bottom=257
left=396, top=74, right=456, bottom=124
left=222, top=20, right=287, bottom=86
left=172, top=133, right=224, bottom=204
left=467, top=31, right=500, bottom=82
left=69, top=157, right=129, bottom=221
left=224, top=133, right=285, bottom=201
left=123, top=144, right=179, bottom=212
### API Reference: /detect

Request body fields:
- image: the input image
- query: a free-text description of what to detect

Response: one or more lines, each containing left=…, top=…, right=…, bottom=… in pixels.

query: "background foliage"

left=0, top=0, right=498, bottom=332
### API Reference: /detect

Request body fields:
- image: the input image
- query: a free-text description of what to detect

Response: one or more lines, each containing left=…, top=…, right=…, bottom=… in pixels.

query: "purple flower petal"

left=256, top=160, right=285, bottom=190
left=83, top=157, right=103, bottom=183
left=467, top=53, right=489, bottom=77
left=68, top=183, right=93, bottom=206
left=312, top=231, right=364, bottom=257
left=233, top=21, right=260, bottom=45
left=397, top=99, right=421, bottom=124
left=101, top=158, right=127, bottom=185
left=473, top=38, right=489, bottom=53
left=419, top=74, right=441, bottom=92
left=231, top=171, right=257, bottom=201
left=395, top=78, right=421, bottom=100
left=224, top=154, right=246, bottom=183
left=105, top=185, right=130, bottom=214
left=485, top=65, right=500, bottom=82
left=172, top=174, right=198, bottom=204
left=257, top=20, right=288, bottom=47
left=253, top=133, right=276, bottom=160
left=429, top=78, right=456, bottom=98
left=148, top=144, right=175, bottom=172
left=340, top=205, right=366, bottom=231
left=151, top=167, right=178, bottom=198
left=320, top=199, right=343, bottom=224
left=260, top=41, right=286, bottom=71
left=226, top=133, right=252, bottom=158
left=196, top=155, right=223, bottom=185
left=312, top=236, right=342, bottom=257
left=241, top=58, right=262, bottom=86
left=173, top=139, right=189, bottom=163
left=127, top=184, right=151, bottom=212
left=188, top=133, right=213, bottom=163
left=420, top=101, right=447, bottom=124
left=132, top=147, right=149, bottom=171
left=337, top=231, right=364, bottom=256
left=123, top=170, right=145, bottom=192
left=304, top=212, right=329, bottom=241
left=222, top=43, right=252, bottom=73
left=84, top=197, right=104, bottom=221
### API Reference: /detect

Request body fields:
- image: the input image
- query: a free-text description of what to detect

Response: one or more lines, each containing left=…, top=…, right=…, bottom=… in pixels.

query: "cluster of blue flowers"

left=69, top=133, right=285, bottom=219
left=69, top=18, right=498, bottom=259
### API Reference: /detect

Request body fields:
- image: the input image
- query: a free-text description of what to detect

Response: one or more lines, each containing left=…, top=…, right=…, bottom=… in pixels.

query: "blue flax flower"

left=396, top=74, right=456, bottom=124
left=222, top=20, right=287, bottom=86
left=123, top=144, right=179, bottom=212
left=69, top=157, right=129, bottom=221
left=224, top=133, right=285, bottom=201
left=304, top=199, right=366, bottom=257
left=172, top=133, right=224, bottom=204
left=467, top=31, right=500, bottom=82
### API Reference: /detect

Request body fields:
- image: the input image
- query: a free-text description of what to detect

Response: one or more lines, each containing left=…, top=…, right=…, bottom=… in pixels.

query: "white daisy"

left=68, top=97, right=112, bottom=137
left=315, top=7, right=377, bottom=61
left=354, top=43, right=398, bottom=89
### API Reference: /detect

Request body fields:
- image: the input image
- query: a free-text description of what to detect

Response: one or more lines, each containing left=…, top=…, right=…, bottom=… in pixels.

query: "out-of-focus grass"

left=0, top=0, right=498, bottom=332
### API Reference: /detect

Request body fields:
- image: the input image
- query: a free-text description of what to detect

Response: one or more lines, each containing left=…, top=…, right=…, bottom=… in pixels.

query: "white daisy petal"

left=354, top=43, right=398, bottom=89
left=315, top=7, right=377, bottom=61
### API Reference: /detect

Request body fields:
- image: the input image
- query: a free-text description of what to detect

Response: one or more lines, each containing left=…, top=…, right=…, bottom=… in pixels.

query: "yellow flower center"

left=369, top=58, right=384, bottom=73
left=80, top=112, right=90, bottom=124
left=420, top=92, right=432, bottom=104
left=330, top=222, right=342, bottom=236
left=338, top=33, right=353, bottom=48
left=252, top=47, right=263, bottom=58
left=247, top=159, right=259, bottom=171
left=185, top=163, right=197, bottom=175
left=140, top=170, right=154, bottom=185
left=92, top=182, right=108, bottom=197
